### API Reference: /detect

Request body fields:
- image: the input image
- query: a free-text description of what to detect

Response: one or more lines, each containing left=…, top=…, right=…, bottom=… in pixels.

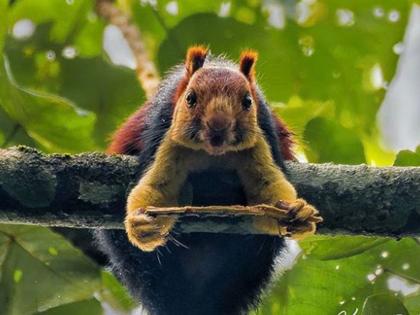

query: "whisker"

left=165, top=245, right=172, bottom=254
left=156, top=248, right=162, bottom=266
left=169, top=235, right=189, bottom=249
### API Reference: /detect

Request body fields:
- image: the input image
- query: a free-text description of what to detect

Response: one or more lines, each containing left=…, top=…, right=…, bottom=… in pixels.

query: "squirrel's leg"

left=236, top=131, right=320, bottom=239
left=125, top=138, right=188, bottom=252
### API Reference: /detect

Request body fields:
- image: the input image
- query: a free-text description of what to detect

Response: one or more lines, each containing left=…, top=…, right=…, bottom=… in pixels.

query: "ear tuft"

left=185, top=45, right=208, bottom=75
left=239, top=50, right=258, bottom=81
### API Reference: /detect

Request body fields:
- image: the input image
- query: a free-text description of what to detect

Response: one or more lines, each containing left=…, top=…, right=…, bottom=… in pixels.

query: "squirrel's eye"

left=242, top=94, right=253, bottom=110
left=186, top=91, right=197, bottom=108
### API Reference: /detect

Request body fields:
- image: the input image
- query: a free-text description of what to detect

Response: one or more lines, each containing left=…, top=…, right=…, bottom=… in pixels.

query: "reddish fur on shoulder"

left=107, top=102, right=152, bottom=155
left=185, top=45, right=208, bottom=75
left=272, top=113, right=295, bottom=160
left=239, top=50, right=258, bottom=81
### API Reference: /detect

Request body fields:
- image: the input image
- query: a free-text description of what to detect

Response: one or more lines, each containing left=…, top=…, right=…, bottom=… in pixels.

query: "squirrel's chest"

left=181, top=149, right=241, bottom=170
left=172, top=149, right=248, bottom=205
left=179, top=168, right=247, bottom=206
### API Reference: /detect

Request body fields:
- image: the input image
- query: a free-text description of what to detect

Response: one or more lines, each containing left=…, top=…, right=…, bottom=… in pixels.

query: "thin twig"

left=96, top=0, right=160, bottom=99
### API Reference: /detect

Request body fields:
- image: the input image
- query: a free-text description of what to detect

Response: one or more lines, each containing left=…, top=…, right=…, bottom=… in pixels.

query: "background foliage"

left=0, top=0, right=420, bottom=314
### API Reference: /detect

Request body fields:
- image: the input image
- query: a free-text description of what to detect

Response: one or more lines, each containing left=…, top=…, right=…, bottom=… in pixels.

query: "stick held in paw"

left=139, top=202, right=323, bottom=236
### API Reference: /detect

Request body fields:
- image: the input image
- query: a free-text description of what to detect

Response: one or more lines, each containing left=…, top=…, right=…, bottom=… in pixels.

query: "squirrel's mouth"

left=204, top=132, right=228, bottom=155
left=200, top=126, right=243, bottom=155
left=206, top=128, right=229, bottom=147
left=209, top=134, right=224, bottom=147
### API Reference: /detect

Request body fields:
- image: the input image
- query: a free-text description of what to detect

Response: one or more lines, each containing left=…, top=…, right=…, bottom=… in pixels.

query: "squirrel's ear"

left=185, top=46, right=208, bottom=75
left=239, top=50, right=258, bottom=81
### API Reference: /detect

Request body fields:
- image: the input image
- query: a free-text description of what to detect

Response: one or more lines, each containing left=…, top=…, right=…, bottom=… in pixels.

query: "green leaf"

left=58, top=57, right=144, bottom=148
left=0, top=0, right=7, bottom=53
left=35, top=299, right=103, bottom=315
left=0, top=129, right=4, bottom=145
left=132, top=0, right=241, bottom=60
left=258, top=250, right=375, bottom=315
left=0, top=56, right=96, bottom=152
left=272, top=96, right=335, bottom=138
left=99, top=271, right=136, bottom=311
left=7, top=0, right=104, bottom=58
left=404, top=294, right=420, bottom=314
left=8, top=0, right=92, bottom=43
left=394, top=146, right=420, bottom=166
left=0, top=224, right=101, bottom=315
left=361, top=133, right=396, bottom=166
left=303, top=117, right=365, bottom=164
left=73, top=18, right=105, bottom=58
left=0, top=0, right=7, bottom=147
left=301, top=236, right=389, bottom=260
left=361, top=293, right=409, bottom=315
left=257, top=237, right=420, bottom=315
left=137, top=0, right=224, bottom=28
left=4, top=24, right=144, bottom=150
left=0, top=106, right=37, bottom=148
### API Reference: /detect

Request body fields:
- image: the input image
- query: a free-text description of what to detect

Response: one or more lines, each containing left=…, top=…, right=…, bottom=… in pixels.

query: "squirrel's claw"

left=125, top=211, right=177, bottom=252
left=279, top=199, right=322, bottom=239
left=252, top=199, right=322, bottom=239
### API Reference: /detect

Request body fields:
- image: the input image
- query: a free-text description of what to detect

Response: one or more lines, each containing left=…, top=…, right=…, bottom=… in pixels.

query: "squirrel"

left=96, top=46, right=320, bottom=315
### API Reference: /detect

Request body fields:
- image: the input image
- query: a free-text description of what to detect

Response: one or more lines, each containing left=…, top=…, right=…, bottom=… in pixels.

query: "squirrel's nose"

left=207, top=115, right=232, bottom=132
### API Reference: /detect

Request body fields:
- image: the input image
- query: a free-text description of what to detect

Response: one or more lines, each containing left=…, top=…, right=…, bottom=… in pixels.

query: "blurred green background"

left=1, top=0, right=420, bottom=314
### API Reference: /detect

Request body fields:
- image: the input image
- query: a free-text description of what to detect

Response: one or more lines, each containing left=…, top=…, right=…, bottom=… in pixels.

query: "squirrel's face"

left=171, top=47, right=259, bottom=156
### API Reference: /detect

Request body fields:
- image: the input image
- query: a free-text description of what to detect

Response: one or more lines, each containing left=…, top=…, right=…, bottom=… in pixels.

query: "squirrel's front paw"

left=275, top=199, right=322, bottom=240
left=125, top=211, right=176, bottom=252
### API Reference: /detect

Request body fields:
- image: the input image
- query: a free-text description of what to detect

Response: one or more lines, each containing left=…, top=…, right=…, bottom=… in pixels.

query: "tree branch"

left=0, top=146, right=419, bottom=237
left=96, top=0, right=160, bottom=99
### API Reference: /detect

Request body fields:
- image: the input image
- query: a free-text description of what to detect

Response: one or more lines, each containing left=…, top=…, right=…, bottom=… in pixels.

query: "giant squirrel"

left=96, top=46, right=320, bottom=315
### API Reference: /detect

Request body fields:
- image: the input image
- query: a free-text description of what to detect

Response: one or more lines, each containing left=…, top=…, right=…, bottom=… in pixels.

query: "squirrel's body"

left=96, top=48, right=319, bottom=315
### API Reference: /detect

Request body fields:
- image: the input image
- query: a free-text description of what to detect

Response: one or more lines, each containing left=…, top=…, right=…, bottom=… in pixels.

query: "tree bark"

left=0, top=146, right=419, bottom=237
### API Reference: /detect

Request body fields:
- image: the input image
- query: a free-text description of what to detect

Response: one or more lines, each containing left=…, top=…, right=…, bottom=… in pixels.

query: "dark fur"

left=95, top=57, right=289, bottom=315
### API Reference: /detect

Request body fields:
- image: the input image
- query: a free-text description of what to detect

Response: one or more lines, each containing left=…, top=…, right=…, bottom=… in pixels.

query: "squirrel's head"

left=171, top=46, right=259, bottom=156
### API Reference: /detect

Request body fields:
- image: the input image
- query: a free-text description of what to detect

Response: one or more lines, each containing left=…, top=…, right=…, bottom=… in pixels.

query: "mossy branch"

left=0, top=146, right=419, bottom=237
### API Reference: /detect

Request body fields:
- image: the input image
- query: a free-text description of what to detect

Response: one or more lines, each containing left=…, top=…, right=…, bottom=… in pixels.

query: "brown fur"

left=272, top=114, right=295, bottom=160
left=185, top=45, right=208, bottom=76
left=107, top=102, right=152, bottom=154
left=171, top=67, right=258, bottom=155
left=239, top=50, right=258, bottom=81
left=171, top=46, right=209, bottom=104
left=123, top=47, right=318, bottom=252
